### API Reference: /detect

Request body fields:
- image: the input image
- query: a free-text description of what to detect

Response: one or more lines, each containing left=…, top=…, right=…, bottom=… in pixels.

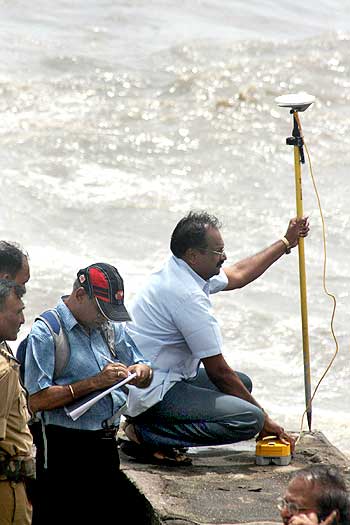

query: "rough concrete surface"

left=119, top=431, right=350, bottom=525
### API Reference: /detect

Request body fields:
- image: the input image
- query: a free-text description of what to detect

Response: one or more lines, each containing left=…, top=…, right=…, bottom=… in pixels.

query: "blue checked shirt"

left=24, top=298, right=149, bottom=430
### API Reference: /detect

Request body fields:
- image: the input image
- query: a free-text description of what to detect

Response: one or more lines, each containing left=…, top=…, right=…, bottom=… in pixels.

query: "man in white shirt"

left=122, top=211, right=309, bottom=466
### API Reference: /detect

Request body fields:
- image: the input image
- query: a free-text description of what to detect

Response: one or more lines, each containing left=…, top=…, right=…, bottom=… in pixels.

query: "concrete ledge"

left=120, top=431, right=350, bottom=525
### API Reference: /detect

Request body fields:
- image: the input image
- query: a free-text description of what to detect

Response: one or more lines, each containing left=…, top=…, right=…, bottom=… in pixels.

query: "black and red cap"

left=77, top=263, right=131, bottom=322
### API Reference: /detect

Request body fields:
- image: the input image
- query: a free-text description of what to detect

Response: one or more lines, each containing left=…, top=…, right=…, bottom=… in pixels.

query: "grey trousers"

left=132, top=368, right=265, bottom=448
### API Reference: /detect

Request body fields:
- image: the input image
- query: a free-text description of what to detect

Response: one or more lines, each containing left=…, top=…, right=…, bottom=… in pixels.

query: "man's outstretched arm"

left=223, top=216, right=309, bottom=290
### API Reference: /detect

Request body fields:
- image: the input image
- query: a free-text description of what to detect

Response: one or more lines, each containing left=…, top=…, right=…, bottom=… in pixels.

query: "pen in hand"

left=98, top=352, right=114, bottom=364
left=97, top=351, right=131, bottom=379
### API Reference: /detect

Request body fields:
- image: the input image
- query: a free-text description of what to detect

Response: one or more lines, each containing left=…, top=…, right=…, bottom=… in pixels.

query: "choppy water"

left=1, top=0, right=350, bottom=456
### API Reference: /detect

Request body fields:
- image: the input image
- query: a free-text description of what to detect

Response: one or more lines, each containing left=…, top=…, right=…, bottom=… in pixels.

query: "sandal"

left=119, top=439, right=192, bottom=467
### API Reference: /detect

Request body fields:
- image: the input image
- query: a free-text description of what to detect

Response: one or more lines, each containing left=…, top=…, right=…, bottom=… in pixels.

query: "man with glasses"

left=278, top=464, right=350, bottom=524
left=24, top=263, right=152, bottom=524
left=120, top=210, right=309, bottom=466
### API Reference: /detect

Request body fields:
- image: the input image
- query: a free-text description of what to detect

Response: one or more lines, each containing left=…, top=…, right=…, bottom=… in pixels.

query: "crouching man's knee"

left=239, top=405, right=265, bottom=440
left=220, top=405, right=265, bottom=443
left=253, top=406, right=265, bottom=436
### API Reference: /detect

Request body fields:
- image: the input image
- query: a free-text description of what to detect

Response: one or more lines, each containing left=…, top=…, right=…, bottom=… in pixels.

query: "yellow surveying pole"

left=276, top=94, right=315, bottom=431
left=291, top=112, right=312, bottom=431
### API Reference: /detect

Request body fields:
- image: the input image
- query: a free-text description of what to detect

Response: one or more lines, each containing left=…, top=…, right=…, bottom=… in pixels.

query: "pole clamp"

left=286, top=136, right=303, bottom=147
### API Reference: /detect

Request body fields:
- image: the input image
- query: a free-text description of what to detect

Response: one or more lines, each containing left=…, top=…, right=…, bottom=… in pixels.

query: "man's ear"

left=185, top=248, right=198, bottom=265
left=75, top=287, right=88, bottom=303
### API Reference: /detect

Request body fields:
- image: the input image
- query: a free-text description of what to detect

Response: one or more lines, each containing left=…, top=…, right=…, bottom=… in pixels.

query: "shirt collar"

left=172, top=255, right=210, bottom=294
left=0, top=341, right=17, bottom=361
left=56, top=297, right=80, bottom=332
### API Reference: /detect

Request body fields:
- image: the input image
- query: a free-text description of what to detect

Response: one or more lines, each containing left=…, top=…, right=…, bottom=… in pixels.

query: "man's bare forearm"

left=29, top=375, right=101, bottom=413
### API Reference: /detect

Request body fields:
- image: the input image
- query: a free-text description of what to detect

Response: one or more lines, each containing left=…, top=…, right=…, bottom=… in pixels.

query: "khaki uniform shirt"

left=0, top=341, right=33, bottom=458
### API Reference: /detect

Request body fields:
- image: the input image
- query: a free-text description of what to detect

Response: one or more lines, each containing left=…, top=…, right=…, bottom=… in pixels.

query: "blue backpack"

left=17, top=310, right=69, bottom=384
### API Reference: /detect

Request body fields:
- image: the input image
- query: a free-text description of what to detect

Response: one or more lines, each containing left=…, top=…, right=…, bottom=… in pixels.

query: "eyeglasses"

left=277, top=497, right=317, bottom=515
left=200, top=248, right=226, bottom=257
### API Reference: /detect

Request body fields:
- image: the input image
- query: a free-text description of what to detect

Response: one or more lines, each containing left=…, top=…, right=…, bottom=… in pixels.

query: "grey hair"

left=0, top=241, right=28, bottom=278
left=0, top=279, right=25, bottom=311
left=291, top=464, right=350, bottom=524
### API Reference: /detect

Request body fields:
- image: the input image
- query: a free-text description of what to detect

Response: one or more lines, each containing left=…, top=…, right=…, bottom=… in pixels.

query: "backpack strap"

left=35, top=310, right=70, bottom=380
left=31, top=310, right=69, bottom=470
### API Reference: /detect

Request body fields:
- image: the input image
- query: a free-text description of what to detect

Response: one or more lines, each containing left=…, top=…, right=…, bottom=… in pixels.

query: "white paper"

left=65, top=372, right=137, bottom=421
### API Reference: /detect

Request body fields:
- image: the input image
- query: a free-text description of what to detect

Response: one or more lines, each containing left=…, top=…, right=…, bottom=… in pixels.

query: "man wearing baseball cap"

left=24, top=263, right=152, bottom=525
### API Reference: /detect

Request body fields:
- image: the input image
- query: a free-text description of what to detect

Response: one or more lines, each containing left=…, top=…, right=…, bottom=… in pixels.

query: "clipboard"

left=64, top=372, right=137, bottom=421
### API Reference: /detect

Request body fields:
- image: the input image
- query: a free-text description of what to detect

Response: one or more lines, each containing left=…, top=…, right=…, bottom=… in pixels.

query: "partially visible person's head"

left=170, top=211, right=227, bottom=280
left=279, top=464, right=350, bottom=525
left=0, top=279, right=25, bottom=342
left=67, top=263, right=131, bottom=329
left=0, top=241, right=30, bottom=289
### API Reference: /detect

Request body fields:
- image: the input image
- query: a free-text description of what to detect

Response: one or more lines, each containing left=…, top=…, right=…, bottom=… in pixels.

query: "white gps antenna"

left=275, top=93, right=315, bottom=112
left=275, top=92, right=316, bottom=163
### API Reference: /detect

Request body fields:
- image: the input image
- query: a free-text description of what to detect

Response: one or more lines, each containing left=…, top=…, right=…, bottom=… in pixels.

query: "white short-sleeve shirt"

left=124, top=256, right=228, bottom=417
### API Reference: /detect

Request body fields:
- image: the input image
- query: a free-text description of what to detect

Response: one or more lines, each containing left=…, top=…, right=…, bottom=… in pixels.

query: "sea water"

left=1, top=0, right=349, bottom=457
